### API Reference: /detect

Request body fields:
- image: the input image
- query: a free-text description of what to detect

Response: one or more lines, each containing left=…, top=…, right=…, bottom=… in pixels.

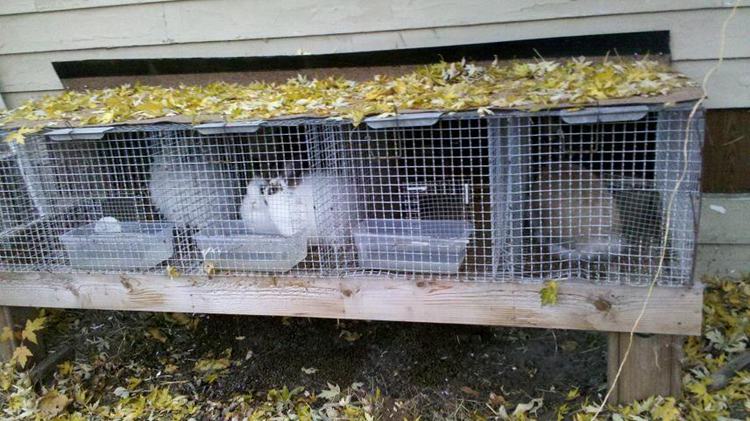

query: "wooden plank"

left=0, top=307, right=15, bottom=362
left=2, top=0, right=747, bottom=17
left=0, top=54, right=747, bottom=107
left=607, top=333, right=684, bottom=403
left=0, top=0, right=180, bottom=16
left=0, top=271, right=703, bottom=335
left=1, top=29, right=748, bottom=108
left=703, top=111, right=750, bottom=193
left=0, top=2, right=746, bottom=56
left=673, top=59, right=750, bottom=109
left=1, top=59, right=745, bottom=110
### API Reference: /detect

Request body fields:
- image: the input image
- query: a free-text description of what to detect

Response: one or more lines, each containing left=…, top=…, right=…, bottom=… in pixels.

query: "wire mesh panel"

left=2, top=120, right=355, bottom=275
left=0, top=103, right=703, bottom=286
left=496, top=104, right=703, bottom=286
left=0, top=137, right=48, bottom=269
left=324, top=112, right=495, bottom=280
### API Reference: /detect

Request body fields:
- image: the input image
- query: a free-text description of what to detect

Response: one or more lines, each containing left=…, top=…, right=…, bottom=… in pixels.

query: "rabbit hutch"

left=0, top=61, right=706, bottom=401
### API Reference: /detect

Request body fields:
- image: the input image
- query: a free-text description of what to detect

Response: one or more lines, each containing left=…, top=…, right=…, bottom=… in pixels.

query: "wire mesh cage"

left=323, top=112, right=493, bottom=279
left=0, top=102, right=703, bottom=285
left=493, top=104, right=703, bottom=286
left=3, top=120, right=353, bottom=275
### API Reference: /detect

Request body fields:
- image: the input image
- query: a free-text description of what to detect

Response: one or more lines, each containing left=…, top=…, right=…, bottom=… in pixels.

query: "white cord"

left=591, top=1, right=741, bottom=418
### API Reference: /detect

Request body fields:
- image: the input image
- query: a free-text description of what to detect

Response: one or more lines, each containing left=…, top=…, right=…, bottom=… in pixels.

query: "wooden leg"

left=607, top=332, right=684, bottom=403
left=0, top=306, right=16, bottom=362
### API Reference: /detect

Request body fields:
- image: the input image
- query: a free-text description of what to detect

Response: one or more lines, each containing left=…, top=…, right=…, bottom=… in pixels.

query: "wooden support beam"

left=0, top=306, right=15, bottom=362
left=0, top=271, right=703, bottom=335
left=607, top=333, right=684, bottom=403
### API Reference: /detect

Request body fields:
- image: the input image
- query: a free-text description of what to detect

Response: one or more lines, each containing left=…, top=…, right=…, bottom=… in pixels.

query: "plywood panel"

left=2, top=59, right=745, bottom=110
left=0, top=2, right=746, bottom=56
left=0, top=272, right=703, bottom=335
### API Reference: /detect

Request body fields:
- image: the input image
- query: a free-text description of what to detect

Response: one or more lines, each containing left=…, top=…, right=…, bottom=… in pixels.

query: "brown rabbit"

left=529, top=162, right=622, bottom=260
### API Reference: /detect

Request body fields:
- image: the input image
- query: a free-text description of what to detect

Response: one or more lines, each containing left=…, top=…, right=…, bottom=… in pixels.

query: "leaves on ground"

left=38, top=390, right=71, bottom=417
left=339, top=329, right=362, bottom=342
left=540, top=280, right=559, bottom=306
left=146, top=327, right=167, bottom=343
left=11, top=345, right=33, bottom=368
left=21, top=314, right=46, bottom=345
left=0, top=326, right=12, bottom=343
left=0, top=275, right=747, bottom=419
left=301, top=367, right=318, bottom=375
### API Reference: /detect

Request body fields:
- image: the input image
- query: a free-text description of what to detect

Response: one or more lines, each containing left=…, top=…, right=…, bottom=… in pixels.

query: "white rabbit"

left=149, top=152, right=239, bottom=229
left=530, top=162, right=622, bottom=260
left=240, top=177, right=280, bottom=235
left=264, top=176, right=309, bottom=237
left=264, top=171, right=354, bottom=241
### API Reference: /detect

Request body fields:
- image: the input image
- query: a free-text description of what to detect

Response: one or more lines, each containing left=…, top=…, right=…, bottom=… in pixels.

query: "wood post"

left=607, top=332, right=684, bottom=403
left=0, top=306, right=15, bottom=362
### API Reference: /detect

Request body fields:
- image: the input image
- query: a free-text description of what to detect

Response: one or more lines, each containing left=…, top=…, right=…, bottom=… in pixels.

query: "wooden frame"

left=607, top=333, right=684, bottom=402
left=0, top=272, right=702, bottom=335
left=0, top=306, right=15, bottom=361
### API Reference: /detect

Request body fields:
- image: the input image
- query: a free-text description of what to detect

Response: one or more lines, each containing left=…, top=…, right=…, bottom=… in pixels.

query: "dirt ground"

left=39, top=312, right=606, bottom=419
left=2, top=276, right=748, bottom=420
left=194, top=317, right=605, bottom=410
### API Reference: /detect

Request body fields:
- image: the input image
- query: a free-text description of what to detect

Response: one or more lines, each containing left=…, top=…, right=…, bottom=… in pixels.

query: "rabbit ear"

left=284, top=163, right=297, bottom=180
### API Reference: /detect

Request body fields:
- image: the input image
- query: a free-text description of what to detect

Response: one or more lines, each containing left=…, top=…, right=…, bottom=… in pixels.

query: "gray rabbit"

left=530, top=162, right=622, bottom=260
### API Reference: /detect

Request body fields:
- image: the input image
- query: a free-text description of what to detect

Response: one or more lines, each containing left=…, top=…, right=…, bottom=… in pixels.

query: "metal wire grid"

left=323, top=113, right=492, bottom=280
left=494, top=104, right=703, bottom=286
left=0, top=141, right=38, bottom=232
left=3, top=120, right=347, bottom=275
left=0, top=104, right=702, bottom=285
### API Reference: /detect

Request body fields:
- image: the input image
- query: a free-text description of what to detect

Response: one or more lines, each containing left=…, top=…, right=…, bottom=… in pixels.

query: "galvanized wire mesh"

left=323, top=113, right=490, bottom=278
left=0, top=103, right=702, bottom=285
left=493, top=104, right=703, bottom=286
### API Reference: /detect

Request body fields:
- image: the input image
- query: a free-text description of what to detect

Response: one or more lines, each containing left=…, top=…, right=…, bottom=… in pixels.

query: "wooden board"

left=5, top=59, right=750, bottom=110
left=1, top=2, right=747, bottom=108
left=607, top=333, right=684, bottom=403
left=703, top=110, right=750, bottom=193
left=4, top=0, right=744, bottom=17
left=0, top=307, right=14, bottom=362
left=0, top=0, right=181, bottom=16
left=1, top=2, right=747, bottom=55
left=0, top=272, right=703, bottom=335
left=1, top=8, right=748, bottom=89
